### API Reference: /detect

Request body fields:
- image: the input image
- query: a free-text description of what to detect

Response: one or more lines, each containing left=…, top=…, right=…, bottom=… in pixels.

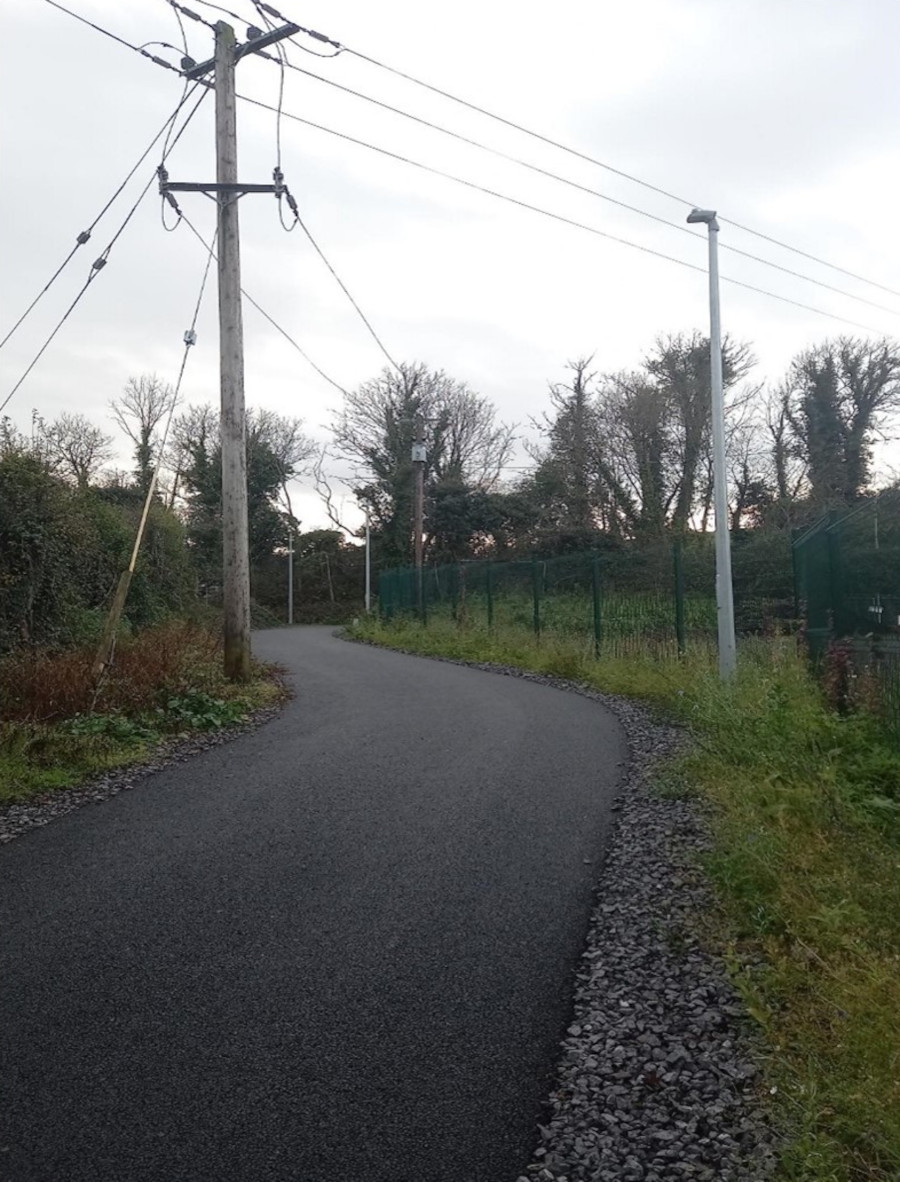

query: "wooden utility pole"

left=159, top=17, right=300, bottom=678
left=215, top=21, right=252, bottom=681
left=412, top=414, right=426, bottom=617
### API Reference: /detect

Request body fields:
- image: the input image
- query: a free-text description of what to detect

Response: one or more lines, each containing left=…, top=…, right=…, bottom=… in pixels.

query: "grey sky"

left=2, top=0, right=898, bottom=530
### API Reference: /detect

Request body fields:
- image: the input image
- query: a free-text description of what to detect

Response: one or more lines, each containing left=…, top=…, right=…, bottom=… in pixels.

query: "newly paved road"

left=0, top=627, right=625, bottom=1182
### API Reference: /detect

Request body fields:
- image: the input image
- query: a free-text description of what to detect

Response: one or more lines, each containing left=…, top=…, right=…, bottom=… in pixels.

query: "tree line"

left=1, top=331, right=898, bottom=651
left=335, top=335, right=900, bottom=564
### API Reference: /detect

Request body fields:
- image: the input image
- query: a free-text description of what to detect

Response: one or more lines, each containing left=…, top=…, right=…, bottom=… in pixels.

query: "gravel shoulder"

left=345, top=637, right=778, bottom=1182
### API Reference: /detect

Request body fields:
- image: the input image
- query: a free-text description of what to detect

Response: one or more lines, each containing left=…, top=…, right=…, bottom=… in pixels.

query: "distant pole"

left=412, top=414, right=426, bottom=618
left=687, top=207, right=736, bottom=680
left=531, top=555, right=541, bottom=638
left=216, top=20, right=251, bottom=680
left=287, top=526, right=294, bottom=625
left=364, top=507, right=372, bottom=613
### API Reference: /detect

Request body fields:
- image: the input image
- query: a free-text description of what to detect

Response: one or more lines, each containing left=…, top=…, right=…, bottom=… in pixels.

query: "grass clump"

left=350, top=613, right=900, bottom=1182
left=0, top=620, right=285, bottom=804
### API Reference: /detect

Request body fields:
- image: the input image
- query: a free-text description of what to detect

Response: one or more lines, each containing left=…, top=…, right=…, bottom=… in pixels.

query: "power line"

left=337, top=45, right=900, bottom=301
left=259, top=0, right=900, bottom=300
left=0, top=85, right=206, bottom=351
left=45, top=0, right=900, bottom=301
left=1, top=88, right=210, bottom=414
left=178, top=213, right=351, bottom=395
left=259, top=53, right=899, bottom=317
left=237, top=94, right=887, bottom=334
left=287, top=202, right=401, bottom=371
left=44, top=0, right=184, bottom=72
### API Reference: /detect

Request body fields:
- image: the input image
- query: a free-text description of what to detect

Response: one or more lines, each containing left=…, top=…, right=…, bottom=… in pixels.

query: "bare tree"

left=644, top=332, right=755, bottom=532
left=312, top=446, right=354, bottom=534
left=764, top=387, right=806, bottom=502
left=43, top=413, right=114, bottom=488
left=249, top=409, right=317, bottom=525
left=110, top=374, right=177, bottom=492
left=332, top=362, right=515, bottom=564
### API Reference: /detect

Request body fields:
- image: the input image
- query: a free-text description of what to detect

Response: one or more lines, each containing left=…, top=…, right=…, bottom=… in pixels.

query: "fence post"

left=486, top=560, right=494, bottom=629
left=590, top=553, right=603, bottom=658
left=673, top=538, right=686, bottom=654
left=450, top=563, right=459, bottom=620
left=531, top=555, right=541, bottom=639
left=421, top=565, right=428, bottom=626
left=825, top=512, right=843, bottom=639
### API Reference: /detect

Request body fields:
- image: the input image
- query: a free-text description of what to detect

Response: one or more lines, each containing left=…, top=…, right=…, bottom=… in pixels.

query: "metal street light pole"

left=687, top=207, right=736, bottom=680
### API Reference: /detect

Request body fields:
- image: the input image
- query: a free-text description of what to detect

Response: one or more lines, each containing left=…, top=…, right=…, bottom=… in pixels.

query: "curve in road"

left=0, top=627, right=625, bottom=1182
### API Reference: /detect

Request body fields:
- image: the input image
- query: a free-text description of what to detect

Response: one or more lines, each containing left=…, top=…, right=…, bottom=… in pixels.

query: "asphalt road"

left=0, top=627, right=625, bottom=1182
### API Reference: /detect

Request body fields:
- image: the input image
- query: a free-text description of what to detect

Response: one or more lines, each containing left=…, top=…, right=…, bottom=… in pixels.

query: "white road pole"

left=687, top=207, right=737, bottom=680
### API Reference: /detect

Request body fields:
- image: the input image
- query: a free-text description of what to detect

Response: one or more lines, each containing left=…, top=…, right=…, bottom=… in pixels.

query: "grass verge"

left=349, top=614, right=900, bottom=1182
left=0, top=621, right=287, bottom=805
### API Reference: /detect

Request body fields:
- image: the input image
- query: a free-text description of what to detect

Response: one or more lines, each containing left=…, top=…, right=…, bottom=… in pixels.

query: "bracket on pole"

left=183, top=21, right=301, bottom=79
left=161, top=181, right=282, bottom=198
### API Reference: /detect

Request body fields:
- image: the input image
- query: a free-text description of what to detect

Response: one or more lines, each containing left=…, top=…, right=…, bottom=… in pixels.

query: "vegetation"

left=349, top=613, right=900, bottom=1182
left=2, top=327, right=898, bottom=1173
left=0, top=619, right=285, bottom=803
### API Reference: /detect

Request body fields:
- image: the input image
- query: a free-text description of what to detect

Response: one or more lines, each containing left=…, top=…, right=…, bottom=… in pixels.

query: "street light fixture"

left=687, top=207, right=737, bottom=680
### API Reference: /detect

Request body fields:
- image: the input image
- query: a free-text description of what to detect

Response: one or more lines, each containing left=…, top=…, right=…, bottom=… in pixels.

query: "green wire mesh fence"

left=793, top=491, right=900, bottom=741
left=379, top=535, right=797, bottom=660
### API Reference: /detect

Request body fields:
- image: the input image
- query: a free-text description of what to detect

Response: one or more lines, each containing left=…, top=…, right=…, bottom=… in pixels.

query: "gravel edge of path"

left=0, top=701, right=286, bottom=845
left=342, top=634, right=779, bottom=1182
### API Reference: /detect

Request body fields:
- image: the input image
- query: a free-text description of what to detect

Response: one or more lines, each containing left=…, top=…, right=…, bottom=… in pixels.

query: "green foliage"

left=0, top=720, right=150, bottom=803
left=160, top=691, right=246, bottom=730
left=66, top=712, right=155, bottom=743
left=0, top=435, right=198, bottom=653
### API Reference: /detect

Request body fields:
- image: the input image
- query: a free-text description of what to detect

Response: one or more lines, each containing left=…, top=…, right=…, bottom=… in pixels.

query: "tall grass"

left=351, top=614, right=900, bottom=1182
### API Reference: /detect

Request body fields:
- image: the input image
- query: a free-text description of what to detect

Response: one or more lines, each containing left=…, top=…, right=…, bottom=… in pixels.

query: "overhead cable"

left=259, top=54, right=899, bottom=317
left=45, top=0, right=899, bottom=298
left=0, top=85, right=206, bottom=350
left=178, top=214, right=351, bottom=394
left=237, top=95, right=886, bottom=334
left=339, top=46, right=900, bottom=300
left=44, top=0, right=184, bottom=71
left=0, top=88, right=210, bottom=413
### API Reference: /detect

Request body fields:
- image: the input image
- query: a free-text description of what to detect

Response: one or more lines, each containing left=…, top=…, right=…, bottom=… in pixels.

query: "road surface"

left=0, top=627, right=625, bottom=1181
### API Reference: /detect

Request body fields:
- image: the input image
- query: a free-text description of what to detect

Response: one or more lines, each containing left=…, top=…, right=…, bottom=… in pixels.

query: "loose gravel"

left=0, top=703, right=284, bottom=845
left=345, top=638, right=778, bottom=1182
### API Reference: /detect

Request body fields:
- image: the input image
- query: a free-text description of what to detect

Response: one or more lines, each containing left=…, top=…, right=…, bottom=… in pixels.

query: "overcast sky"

left=2, top=0, right=899, bottom=531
